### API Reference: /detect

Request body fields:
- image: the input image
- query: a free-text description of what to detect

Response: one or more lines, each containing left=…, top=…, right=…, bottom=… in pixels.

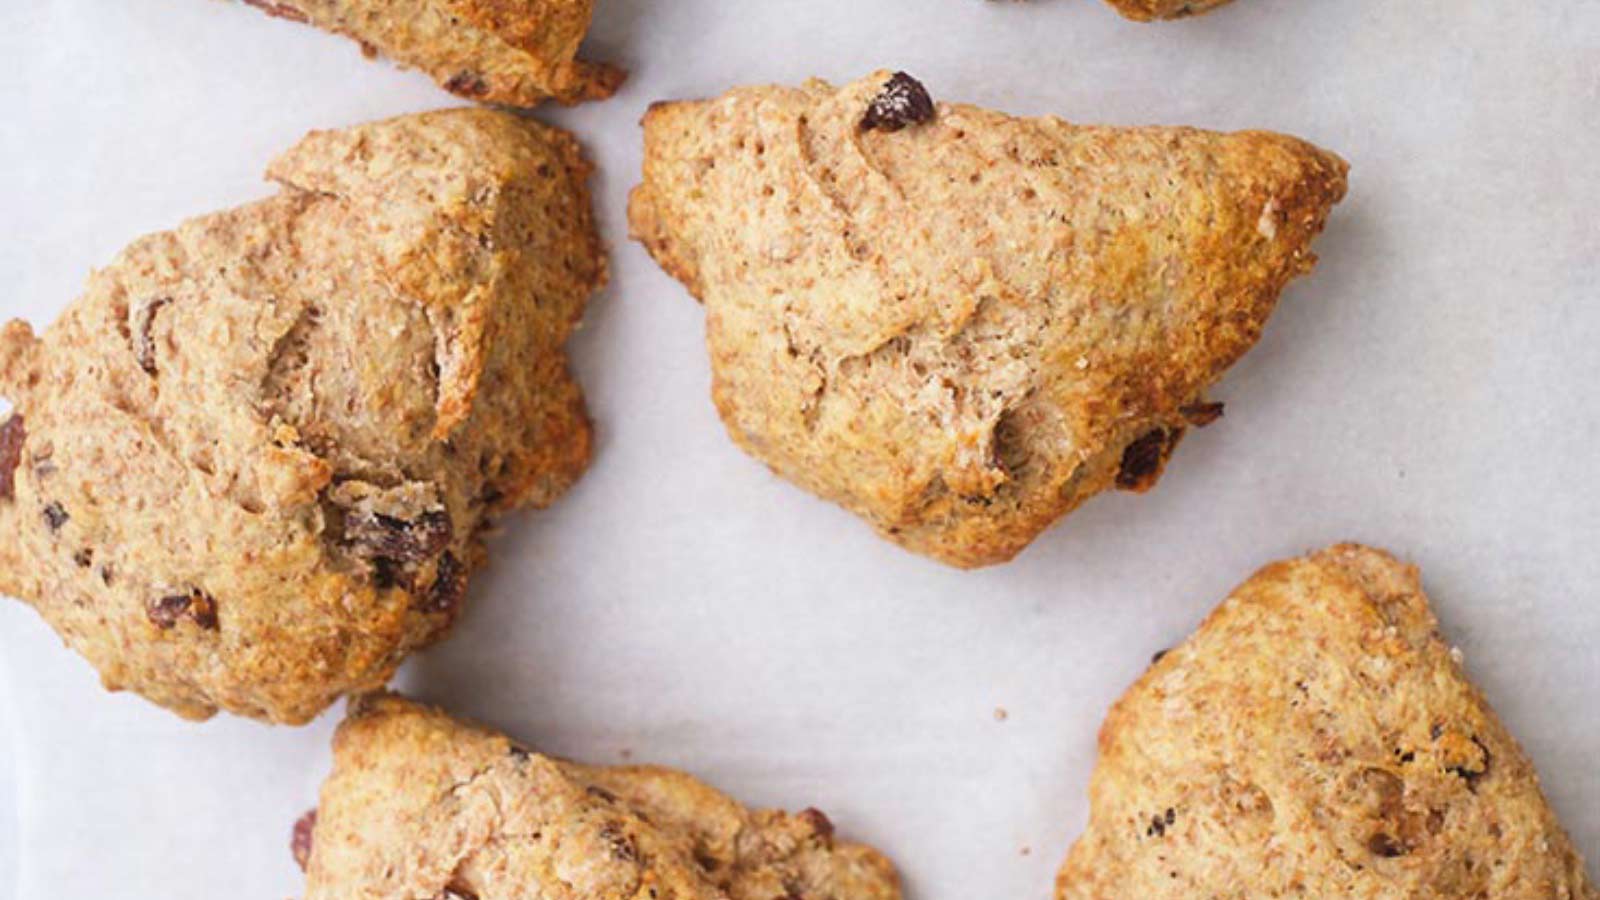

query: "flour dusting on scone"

left=629, top=71, right=1347, bottom=568
left=0, top=108, right=603, bottom=724
left=299, top=693, right=903, bottom=899
left=238, top=0, right=623, bottom=106
left=1057, top=544, right=1598, bottom=899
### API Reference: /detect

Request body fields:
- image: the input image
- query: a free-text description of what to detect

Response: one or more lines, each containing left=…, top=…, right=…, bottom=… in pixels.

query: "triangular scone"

left=240, top=0, right=623, bottom=106
left=299, top=693, right=903, bottom=899
left=0, top=109, right=602, bottom=723
left=630, top=71, right=1347, bottom=568
left=1058, top=544, right=1598, bottom=899
left=1105, top=0, right=1237, bottom=21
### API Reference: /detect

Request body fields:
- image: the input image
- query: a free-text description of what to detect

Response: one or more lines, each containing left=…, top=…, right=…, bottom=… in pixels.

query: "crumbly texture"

left=1103, top=0, right=1238, bottom=22
left=303, top=693, right=904, bottom=899
left=1057, top=544, right=1599, bottom=899
left=629, top=71, right=1347, bottom=568
left=240, top=0, right=623, bottom=106
left=0, top=108, right=603, bottom=723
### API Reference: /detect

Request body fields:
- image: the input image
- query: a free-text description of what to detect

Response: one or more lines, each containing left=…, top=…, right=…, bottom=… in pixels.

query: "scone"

left=0, top=108, right=602, bottom=724
left=1104, top=0, right=1237, bottom=21
left=630, top=71, right=1347, bottom=568
left=1057, top=544, right=1598, bottom=899
left=296, top=693, right=903, bottom=899
left=239, top=0, right=623, bottom=105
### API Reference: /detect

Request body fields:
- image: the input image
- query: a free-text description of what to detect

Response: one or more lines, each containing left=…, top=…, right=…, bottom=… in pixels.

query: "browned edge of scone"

left=0, top=109, right=604, bottom=724
left=1055, top=544, right=1600, bottom=899
left=239, top=0, right=625, bottom=107
left=627, top=72, right=1348, bottom=569
left=1104, top=0, right=1239, bottom=23
left=292, top=692, right=904, bottom=899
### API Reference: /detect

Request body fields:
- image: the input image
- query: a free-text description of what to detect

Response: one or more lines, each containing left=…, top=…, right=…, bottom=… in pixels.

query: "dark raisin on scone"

left=0, top=108, right=603, bottom=723
left=300, top=693, right=903, bottom=899
left=1058, top=544, right=1599, bottom=899
left=238, top=0, right=624, bottom=106
left=629, top=70, right=1347, bottom=568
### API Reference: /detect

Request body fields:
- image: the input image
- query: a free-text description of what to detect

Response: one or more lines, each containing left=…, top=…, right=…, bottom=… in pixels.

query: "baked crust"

left=301, top=693, right=904, bottom=899
left=1104, top=0, right=1238, bottom=22
left=240, top=0, right=624, bottom=106
left=629, top=71, right=1347, bottom=568
left=0, top=108, right=603, bottom=723
left=1057, top=544, right=1599, bottom=899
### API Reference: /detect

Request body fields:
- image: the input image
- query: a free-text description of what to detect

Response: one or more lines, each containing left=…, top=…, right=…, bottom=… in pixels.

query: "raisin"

left=345, top=510, right=453, bottom=563
left=1179, top=401, right=1225, bottom=427
left=242, top=0, right=309, bottom=22
left=146, top=589, right=219, bottom=631
left=419, top=551, right=467, bottom=615
left=586, top=785, right=619, bottom=803
left=147, top=594, right=191, bottom=629
left=0, top=414, right=23, bottom=501
left=861, top=72, right=936, bottom=132
left=1146, top=814, right=1166, bottom=837
left=130, top=297, right=171, bottom=375
left=445, top=71, right=490, bottom=97
left=1150, top=648, right=1170, bottom=664
left=188, top=590, right=220, bottom=630
left=73, top=548, right=93, bottom=568
left=291, top=809, right=317, bottom=871
left=42, top=501, right=69, bottom=531
left=1116, top=428, right=1178, bottom=491
left=372, top=557, right=407, bottom=591
left=797, top=807, right=834, bottom=839
left=1367, top=832, right=1407, bottom=858
left=598, top=822, right=638, bottom=862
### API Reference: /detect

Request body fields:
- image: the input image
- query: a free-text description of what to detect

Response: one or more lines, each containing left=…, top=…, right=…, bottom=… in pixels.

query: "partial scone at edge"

left=1104, top=0, right=1238, bottom=22
left=631, top=71, right=1347, bottom=568
left=240, top=0, right=624, bottom=106
left=0, top=108, right=603, bottom=723
left=301, top=693, right=903, bottom=899
left=1057, top=544, right=1599, bottom=899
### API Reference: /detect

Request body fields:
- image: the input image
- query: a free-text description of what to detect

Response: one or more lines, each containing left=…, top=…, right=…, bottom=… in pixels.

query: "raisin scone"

left=1057, top=544, right=1598, bottom=899
left=295, top=693, right=903, bottom=899
left=239, top=0, right=623, bottom=106
left=1103, top=0, right=1237, bottom=21
left=630, top=71, right=1347, bottom=568
left=0, top=108, right=602, bottom=724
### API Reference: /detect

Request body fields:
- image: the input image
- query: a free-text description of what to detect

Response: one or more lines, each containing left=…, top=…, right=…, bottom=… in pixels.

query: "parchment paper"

left=1, top=1, right=1597, bottom=897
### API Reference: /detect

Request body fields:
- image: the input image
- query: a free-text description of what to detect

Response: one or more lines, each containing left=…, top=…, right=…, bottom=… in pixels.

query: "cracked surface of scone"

left=239, top=0, right=623, bottom=106
left=629, top=70, right=1347, bottom=568
left=301, top=693, right=903, bottom=899
left=0, top=108, right=602, bottom=724
left=1057, top=544, right=1599, bottom=899
left=1104, top=0, right=1237, bottom=22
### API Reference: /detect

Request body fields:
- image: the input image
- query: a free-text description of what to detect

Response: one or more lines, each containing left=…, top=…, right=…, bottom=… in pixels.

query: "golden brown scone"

left=0, top=108, right=603, bottom=724
left=1103, top=0, right=1237, bottom=22
left=239, top=0, right=623, bottom=106
left=298, top=693, right=903, bottom=899
left=1058, top=544, right=1599, bottom=899
left=630, top=71, right=1347, bottom=568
